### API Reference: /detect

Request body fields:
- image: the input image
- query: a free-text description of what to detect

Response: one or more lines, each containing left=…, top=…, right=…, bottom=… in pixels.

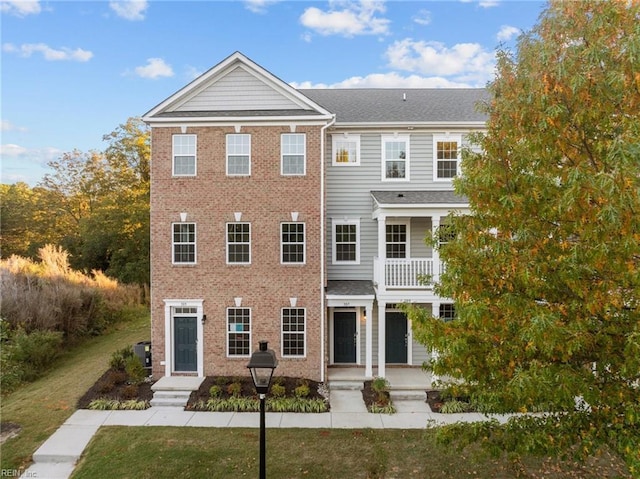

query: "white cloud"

left=497, top=25, right=520, bottom=41
left=384, top=39, right=495, bottom=86
left=1, top=120, right=27, bottom=132
left=2, top=42, right=93, bottom=62
left=0, top=0, right=41, bottom=17
left=0, top=144, right=62, bottom=166
left=134, top=58, right=174, bottom=79
left=479, top=0, right=499, bottom=7
left=109, top=0, right=147, bottom=21
left=412, top=9, right=431, bottom=26
left=291, top=72, right=473, bottom=89
left=244, top=0, right=280, bottom=14
left=300, top=0, right=390, bottom=37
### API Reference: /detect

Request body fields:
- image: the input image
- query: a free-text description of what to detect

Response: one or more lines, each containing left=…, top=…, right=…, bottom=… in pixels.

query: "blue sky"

left=1, top=0, right=545, bottom=185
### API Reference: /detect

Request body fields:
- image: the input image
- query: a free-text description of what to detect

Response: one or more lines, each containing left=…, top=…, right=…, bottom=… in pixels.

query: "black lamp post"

left=247, top=340, right=278, bottom=479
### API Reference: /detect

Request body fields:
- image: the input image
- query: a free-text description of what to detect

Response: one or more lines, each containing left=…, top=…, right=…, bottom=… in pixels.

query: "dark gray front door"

left=174, top=316, right=197, bottom=371
left=386, top=312, right=408, bottom=363
left=334, top=311, right=356, bottom=363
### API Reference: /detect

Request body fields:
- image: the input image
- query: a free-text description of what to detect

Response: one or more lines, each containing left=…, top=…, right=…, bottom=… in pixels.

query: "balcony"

left=374, top=257, right=441, bottom=290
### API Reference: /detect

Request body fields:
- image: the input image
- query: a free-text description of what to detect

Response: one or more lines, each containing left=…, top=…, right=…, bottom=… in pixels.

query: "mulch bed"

left=186, top=376, right=325, bottom=408
left=77, top=368, right=155, bottom=409
left=362, top=380, right=393, bottom=409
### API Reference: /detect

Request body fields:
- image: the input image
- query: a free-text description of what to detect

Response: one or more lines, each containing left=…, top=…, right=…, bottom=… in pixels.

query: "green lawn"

left=71, top=427, right=631, bottom=479
left=0, top=311, right=150, bottom=471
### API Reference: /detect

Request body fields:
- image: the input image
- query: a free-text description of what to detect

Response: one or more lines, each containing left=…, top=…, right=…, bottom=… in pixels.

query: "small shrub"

left=439, top=399, right=473, bottom=414
left=97, top=379, right=116, bottom=394
left=215, top=376, right=228, bottom=386
left=369, top=403, right=397, bottom=414
left=125, top=355, right=146, bottom=385
left=121, top=384, right=139, bottom=400
left=8, top=329, right=64, bottom=379
left=270, top=383, right=286, bottom=398
left=371, top=376, right=390, bottom=394
left=209, top=385, right=222, bottom=398
left=294, top=384, right=310, bottom=398
left=272, top=376, right=285, bottom=386
left=227, top=382, right=242, bottom=397
left=110, top=345, right=135, bottom=371
left=107, top=370, right=128, bottom=385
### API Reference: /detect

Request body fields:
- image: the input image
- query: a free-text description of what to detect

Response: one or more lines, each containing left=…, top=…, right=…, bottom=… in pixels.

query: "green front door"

left=174, top=316, right=197, bottom=372
left=334, top=311, right=356, bottom=363
left=386, top=312, right=408, bottom=363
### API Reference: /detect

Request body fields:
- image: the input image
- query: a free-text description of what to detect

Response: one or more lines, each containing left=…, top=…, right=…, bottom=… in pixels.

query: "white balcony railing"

left=374, top=257, right=437, bottom=289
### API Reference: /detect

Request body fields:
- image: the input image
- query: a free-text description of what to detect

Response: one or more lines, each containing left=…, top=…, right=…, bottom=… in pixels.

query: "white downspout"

left=320, top=114, right=336, bottom=383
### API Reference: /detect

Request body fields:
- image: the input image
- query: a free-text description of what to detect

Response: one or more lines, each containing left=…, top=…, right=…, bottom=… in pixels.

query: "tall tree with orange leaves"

left=406, top=1, right=639, bottom=471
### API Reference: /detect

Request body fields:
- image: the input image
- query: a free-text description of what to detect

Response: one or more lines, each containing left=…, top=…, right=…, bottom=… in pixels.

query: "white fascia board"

left=372, top=205, right=470, bottom=219
left=143, top=116, right=333, bottom=127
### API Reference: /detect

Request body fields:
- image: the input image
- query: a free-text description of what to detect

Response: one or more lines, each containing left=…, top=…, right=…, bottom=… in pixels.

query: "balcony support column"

left=431, top=301, right=441, bottom=388
left=377, top=300, right=386, bottom=378
left=377, top=214, right=387, bottom=293
left=431, top=215, right=441, bottom=284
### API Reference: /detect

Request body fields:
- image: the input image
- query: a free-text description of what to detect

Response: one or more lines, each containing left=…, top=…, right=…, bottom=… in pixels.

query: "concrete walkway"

left=20, top=390, right=514, bottom=479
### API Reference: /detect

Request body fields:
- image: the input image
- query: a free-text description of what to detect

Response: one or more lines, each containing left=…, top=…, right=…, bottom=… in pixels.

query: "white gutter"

left=319, top=114, right=336, bottom=384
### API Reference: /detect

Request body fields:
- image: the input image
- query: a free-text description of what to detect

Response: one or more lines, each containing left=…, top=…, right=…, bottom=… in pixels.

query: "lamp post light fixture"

left=247, top=341, right=278, bottom=479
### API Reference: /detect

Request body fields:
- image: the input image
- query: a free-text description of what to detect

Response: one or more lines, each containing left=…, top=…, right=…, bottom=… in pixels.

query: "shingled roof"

left=299, top=88, right=488, bottom=124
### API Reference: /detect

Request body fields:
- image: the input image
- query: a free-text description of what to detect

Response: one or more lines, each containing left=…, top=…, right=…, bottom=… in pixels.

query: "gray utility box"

left=134, top=341, right=152, bottom=369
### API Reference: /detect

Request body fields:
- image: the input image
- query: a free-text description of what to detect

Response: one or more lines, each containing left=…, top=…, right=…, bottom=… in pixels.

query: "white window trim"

left=281, top=307, right=306, bottom=358
left=226, top=134, right=251, bottom=176
left=433, top=134, right=462, bottom=182
left=226, top=307, right=252, bottom=358
left=332, top=134, right=361, bottom=166
left=172, top=134, right=197, bottom=177
left=332, top=218, right=360, bottom=265
left=381, top=134, right=410, bottom=182
left=281, top=133, right=306, bottom=176
left=386, top=219, right=411, bottom=259
left=281, top=222, right=306, bottom=265
left=172, top=222, right=196, bottom=265
left=226, top=222, right=251, bottom=265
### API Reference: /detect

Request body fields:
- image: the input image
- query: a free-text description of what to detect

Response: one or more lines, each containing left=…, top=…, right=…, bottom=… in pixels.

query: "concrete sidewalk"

left=20, top=391, right=514, bottom=479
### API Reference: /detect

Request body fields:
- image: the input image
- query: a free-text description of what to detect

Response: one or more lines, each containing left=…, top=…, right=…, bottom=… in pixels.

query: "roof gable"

left=144, top=52, right=331, bottom=120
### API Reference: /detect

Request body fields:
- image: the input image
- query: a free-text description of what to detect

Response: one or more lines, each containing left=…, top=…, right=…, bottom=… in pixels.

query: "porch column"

left=431, top=215, right=441, bottom=285
left=377, top=214, right=387, bottom=293
left=365, top=303, right=373, bottom=378
left=431, top=301, right=440, bottom=388
left=377, top=300, right=386, bottom=378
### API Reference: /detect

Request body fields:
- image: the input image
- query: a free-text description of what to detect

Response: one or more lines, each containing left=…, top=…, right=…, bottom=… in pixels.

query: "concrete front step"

left=328, top=380, right=364, bottom=391
left=150, top=390, right=193, bottom=408
left=390, top=389, right=427, bottom=401
left=150, top=376, right=205, bottom=408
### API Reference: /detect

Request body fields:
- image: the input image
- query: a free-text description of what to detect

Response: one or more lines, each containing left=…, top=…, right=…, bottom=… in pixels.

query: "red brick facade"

left=150, top=125, right=325, bottom=381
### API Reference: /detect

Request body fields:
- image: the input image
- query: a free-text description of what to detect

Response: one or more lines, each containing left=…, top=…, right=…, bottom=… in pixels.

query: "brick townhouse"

left=142, top=51, right=487, bottom=384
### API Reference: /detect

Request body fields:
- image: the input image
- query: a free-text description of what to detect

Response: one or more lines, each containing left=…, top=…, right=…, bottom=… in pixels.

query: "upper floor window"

left=281, top=133, right=306, bottom=175
left=386, top=223, right=408, bottom=259
left=332, top=218, right=360, bottom=264
left=382, top=135, right=410, bottom=180
left=227, top=222, right=251, bottom=264
left=281, top=222, right=305, bottom=264
left=172, top=134, right=196, bottom=176
left=332, top=134, right=360, bottom=166
left=434, top=135, right=461, bottom=180
left=172, top=222, right=196, bottom=264
left=227, top=134, right=251, bottom=176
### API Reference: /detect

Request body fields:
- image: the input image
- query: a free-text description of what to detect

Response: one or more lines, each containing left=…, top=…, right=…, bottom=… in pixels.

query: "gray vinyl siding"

left=326, top=131, right=469, bottom=281
left=176, top=66, right=301, bottom=112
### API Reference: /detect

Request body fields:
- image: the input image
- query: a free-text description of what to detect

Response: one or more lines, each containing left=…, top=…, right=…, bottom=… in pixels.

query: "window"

left=172, top=223, right=196, bottom=264
left=227, top=134, right=251, bottom=175
left=282, top=308, right=305, bottom=357
left=332, top=134, right=360, bottom=165
left=386, top=223, right=408, bottom=258
left=439, top=303, right=456, bottom=322
left=437, top=222, right=456, bottom=247
left=281, top=133, right=306, bottom=175
left=382, top=135, right=409, bottom=180
left=227, top=223, right=251, bottom=264
left=281, top=223, right=305, bottom=264
left=227, top=308, right=251, bottom=356
left=434, top=135, right=461, bottom=180
left=333, top=219, right=359, bottom=264
left=172, top=135, right=196, bottom=176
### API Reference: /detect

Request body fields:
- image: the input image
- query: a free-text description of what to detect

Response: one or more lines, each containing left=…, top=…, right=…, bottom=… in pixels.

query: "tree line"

left=1, top=117, right=150, bottom=286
